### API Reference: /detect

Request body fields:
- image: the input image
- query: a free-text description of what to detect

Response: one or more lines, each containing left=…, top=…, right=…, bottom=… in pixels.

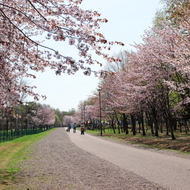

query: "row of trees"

left=73, top=0, right=190, bottom=140
left=0, top=100, right=77, bottom=142
left=0, top=102, right=54, bottom=142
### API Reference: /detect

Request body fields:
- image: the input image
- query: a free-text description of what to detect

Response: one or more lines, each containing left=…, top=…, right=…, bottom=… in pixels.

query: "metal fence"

left=0, top=128, right=51, bottom=143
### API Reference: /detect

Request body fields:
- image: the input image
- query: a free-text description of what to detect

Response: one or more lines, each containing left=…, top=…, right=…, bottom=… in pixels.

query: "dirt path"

left=7, top=128, right=167, bottom=190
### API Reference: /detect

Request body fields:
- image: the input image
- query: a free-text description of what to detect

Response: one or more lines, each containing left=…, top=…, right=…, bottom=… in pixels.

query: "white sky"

left=27, top=0, right=163, bottom=111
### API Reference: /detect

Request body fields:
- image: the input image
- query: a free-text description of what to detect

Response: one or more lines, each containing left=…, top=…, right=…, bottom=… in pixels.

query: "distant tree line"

left=0, top=101, right=76, bottom=142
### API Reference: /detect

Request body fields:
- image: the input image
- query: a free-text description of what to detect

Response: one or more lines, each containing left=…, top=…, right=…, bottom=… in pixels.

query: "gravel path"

left=8, top=128, right=168, bottom=190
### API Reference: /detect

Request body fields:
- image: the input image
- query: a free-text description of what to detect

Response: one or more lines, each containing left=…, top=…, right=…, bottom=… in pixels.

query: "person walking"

left=66, top=124, right=71, bottom=132
left=81, top=123, right=85, bottom=135
left=73, top=123, right=77, bottom=133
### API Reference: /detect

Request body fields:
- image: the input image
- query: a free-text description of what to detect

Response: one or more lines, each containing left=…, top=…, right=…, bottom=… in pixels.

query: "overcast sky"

left=27, top=0, right=163, bottom=111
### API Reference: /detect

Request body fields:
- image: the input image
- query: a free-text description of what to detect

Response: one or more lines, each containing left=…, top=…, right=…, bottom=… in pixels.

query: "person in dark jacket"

left=66, top=124, right=71, bottom=132
left=81, top=123, right=85, bottom=135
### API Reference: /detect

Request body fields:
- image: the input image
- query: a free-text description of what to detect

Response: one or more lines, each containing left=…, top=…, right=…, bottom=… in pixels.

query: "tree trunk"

left=141, top=112, right=146, bottom=136
left=169, top=116, right=176, bottom=140
left=123, top=113, right=128, bottom=134
left=111, top=119, right=116, bottom=134
left=145, top=112, right=154, bottom=135
left=138, top=119, right=141, bottom=133
left=166, top=120, right=169, bottom=135
left=113, top=109, right=120, bottom=134
left=130, top=114, right=136, bottom=135
left=152, top=108, right=159, bottom=137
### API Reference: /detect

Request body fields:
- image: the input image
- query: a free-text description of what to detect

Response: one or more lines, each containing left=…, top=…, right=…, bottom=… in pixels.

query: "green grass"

left=0, top=128, right=49, bottom=143
left=0, top=128, right=56, bottom=190
left=85, top=128, right=190, bottom=154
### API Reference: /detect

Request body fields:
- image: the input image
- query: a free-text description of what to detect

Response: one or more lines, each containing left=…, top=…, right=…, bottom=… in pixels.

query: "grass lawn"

left=0, top=128, right=56, bottom=190
left=86, top=129, right=190, bottom=154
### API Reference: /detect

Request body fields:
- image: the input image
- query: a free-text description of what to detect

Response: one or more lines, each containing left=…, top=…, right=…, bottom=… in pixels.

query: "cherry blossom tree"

left=30, top=103, right=55, bottom=128
left=0, top=0, right=124, bottom=111
left=103, top=16, right=189, bottom=138
left=103, top=51, right=128, bottom=73
left=74, top=0, right=190, bottom=139
left=62, top=115, right=73, bottom=126
left=38, top=108, right=55, bottom=126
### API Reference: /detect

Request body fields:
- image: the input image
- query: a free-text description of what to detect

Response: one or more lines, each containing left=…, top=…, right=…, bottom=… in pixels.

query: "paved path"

left=10, top=128, right=165, bottom=190
left=67, top=129, right=190, bottom=190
